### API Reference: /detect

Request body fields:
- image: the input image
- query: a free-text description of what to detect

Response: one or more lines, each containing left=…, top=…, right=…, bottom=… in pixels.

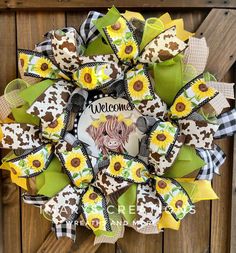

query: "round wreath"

left=0, top=7, right=235, bottom=243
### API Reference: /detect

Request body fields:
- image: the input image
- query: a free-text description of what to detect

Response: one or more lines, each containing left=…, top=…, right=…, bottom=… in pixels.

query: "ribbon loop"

left=155, top=176, right=194, bottom=220
left=55, top=140, right=94, bottom=188
left=7, top=144, right=53, bottom=177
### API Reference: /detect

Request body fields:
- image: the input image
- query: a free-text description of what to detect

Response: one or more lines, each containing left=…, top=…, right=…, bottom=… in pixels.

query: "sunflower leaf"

left=126, top=160, right=133, bottom=168
left=163, top=194, right=169, bottom=202
left=19, top=160, right=26, bottom=167
left=125, top=32, right=132, bottom=40
left=72, top=173, right=79, bottom=178
left=113, top=39, right=122, bottom=46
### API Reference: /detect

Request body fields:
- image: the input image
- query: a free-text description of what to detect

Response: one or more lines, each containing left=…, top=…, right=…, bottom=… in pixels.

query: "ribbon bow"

left=94, top=153, right=194, bottom=229
left=41, top=140, right=112, bottom=233
left=136, top=74, right=220, bottom=175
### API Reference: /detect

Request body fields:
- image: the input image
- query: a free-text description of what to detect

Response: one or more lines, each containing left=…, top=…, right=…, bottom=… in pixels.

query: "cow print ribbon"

left=95, top=153, right=194, bottom=223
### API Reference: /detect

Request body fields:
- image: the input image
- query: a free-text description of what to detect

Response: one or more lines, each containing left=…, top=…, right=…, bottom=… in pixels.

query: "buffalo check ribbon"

left=94, top=153, right=194, bottom=227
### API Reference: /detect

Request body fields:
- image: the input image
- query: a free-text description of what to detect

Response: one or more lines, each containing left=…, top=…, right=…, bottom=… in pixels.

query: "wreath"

left=0, top=7, right=235, bottom=243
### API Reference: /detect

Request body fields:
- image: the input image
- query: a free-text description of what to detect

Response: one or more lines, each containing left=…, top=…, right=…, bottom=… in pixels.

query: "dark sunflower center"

left=111, top=22, right=121, bottom=30
left=156, top=134, right=166, bottom=141
left=136, top=168, right=141, bottom=178
left=71, top=158, right=81, bottom=167
left=20, top=59, right=24, bottom=68
left=33, top=160, right=41, bottom=168
left=41, top=63, right=49, bottom=71
left=175, top=200, right=183, bottom=208
left=10, top=167, right=17, bottom=175
left=125, top=45, right=133, bottom=54
left=84, top=73, right=92, bottom=83
left=199, top=83, right=208, bottom=92
left=175, top=102, right=186, bottom=112
left=48, top=120, right=58, bottom=129
left=133, top=80, right=143, bottom=91
left=89, top=193, right=98, bottom=200
left=91, top=218, right=100, bottom=228
left=114, top=162, right=121, bottom=171
left=158, top=180, right=167, bottom=189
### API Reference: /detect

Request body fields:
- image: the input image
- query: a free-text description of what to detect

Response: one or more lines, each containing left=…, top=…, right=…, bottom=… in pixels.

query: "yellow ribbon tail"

left=158, top=211, right=181, bottom=230
left=159, top=13, right=194, bottom=41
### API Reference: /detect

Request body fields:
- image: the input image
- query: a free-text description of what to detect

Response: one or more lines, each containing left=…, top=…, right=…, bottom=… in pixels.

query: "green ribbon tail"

left=153, top=55, right=183, bottom=106
left=164, top=145, right=206, bottom=178
left=11, top=104, right=40, bottom=125
left=20, top=79, right=54, bottom=106
left=36, top=156, right=70, bottom=197
left=118, top=184, right=137, bottom=224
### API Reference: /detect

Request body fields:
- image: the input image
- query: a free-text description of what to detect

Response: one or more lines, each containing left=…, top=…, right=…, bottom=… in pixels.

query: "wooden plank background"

left=0, top=3, right=235, bottom=253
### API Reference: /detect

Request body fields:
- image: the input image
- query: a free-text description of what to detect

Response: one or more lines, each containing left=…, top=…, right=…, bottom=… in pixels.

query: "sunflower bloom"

left=192, top=79, right=216, bottom=99
left=34, top=57, right=53, bottom=77
left=82, top=188, right=102, bottom=204
left=131, top=163, right=148, bottom=183
left=169, top=193, right=189, bottom=214
left=170, top=96, right=192, bottom=118
left=106, top=17, right=127, bottom=38
left=74, top=174, right=93, bottom=188
left=44, top=116, right=64, bottom=135
left=150, top=129, right=174, bottom=151
left=87, top=213, right=106, bottom=231
left=117, top=40, right=139, bottom=61
left=108, top=155, right=126, bottom=176
left=19, top=53, right=29, bottom=71
left=127, top=74, right=150, bottom=101
left=156, top=178, right=172, bottom=195
left=65, top=152, right=86, bottom=173
left=76, top=67, right=98, bottom=90
left=9, top=162, right=23, bottom=176
left=26, top=153, right=45, bottom=172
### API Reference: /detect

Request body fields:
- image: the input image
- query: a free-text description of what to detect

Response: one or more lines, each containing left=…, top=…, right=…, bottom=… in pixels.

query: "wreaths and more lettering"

left=0, top=7, right=235, bottom=243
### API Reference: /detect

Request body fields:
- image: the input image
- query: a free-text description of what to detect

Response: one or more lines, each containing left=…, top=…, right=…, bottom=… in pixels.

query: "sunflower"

left=34, top=57, right=53, bottom=77
left=192, top=79, right=216, bottom=99
left=86, top=213, right=106, bottom=231
left=131, top=163, right=148, bottom=183
left=156, top=179, right=172, bottom=195
left=19, top=53, right=29, bottom=71
left=117, top=40, right=139, bottom=61
left=106, top=17, right=127, bottom=38
left=65, top=152, right=86, bottom=173
left=170, top=96, right=192, bottom=118
left=127, top=74, right=150, bottom=101
left=82, top=188, right=102, bottom=204
left=169, top=193, right=189, bottom=214
left=108, top=155, right=126, bottom=176
left=44, top=116, right=64, bottom=135
left=8, top=162, right=23, bottom=176
left=26, top=153, right=45, bottom=172
left=74, top=174, right=93, bottom=188
left=75, top=66, right=98, bottom=90
left=150, top=129, right=174, bottom=150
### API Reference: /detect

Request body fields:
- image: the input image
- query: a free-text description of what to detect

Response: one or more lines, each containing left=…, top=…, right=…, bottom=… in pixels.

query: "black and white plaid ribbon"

left=52, top=222, right=77, bottom=241
left=79, top=11, right=104, bottom=45
left=196, top=145, right=226, bottom=181
left=22, top=193, right=49, bottom=207
left=214, top=109, right=236, bottom=139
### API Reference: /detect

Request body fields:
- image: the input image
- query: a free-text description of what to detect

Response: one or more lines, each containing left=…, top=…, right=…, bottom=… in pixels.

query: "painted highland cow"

left=86, top=114, right=135, bottom=155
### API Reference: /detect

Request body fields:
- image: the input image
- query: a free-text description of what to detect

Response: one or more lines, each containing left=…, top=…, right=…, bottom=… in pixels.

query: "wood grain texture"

left=1, top=0, right=236, bottom=9
left=0, top=12, right=21, bottom=253
left=210, top=70, right=234, bottom=253
left=16, top=11, right=66, bottom=253
left=117, top=227, right=163, bottom=253
left=195, top=8, right=236, bottom=81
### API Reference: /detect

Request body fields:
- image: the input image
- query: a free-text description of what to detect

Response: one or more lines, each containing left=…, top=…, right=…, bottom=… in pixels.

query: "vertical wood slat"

left=195, top=8, right=236, bottom=81
left=16, top=11, right=66, bottom=253
left=0, top=12, right=21, bottom=253
left=211, top=71, right=234, bottom=253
